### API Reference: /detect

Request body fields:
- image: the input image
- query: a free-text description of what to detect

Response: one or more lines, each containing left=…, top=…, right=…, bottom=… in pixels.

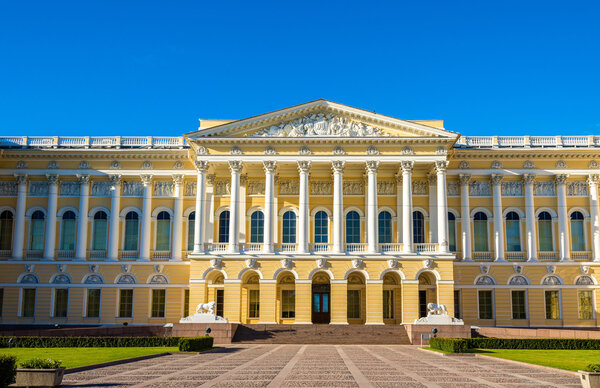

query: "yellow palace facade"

left=0, top=100, right=599, bottom=328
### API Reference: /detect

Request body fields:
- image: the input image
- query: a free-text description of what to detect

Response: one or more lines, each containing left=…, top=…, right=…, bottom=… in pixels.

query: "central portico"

left=184, top=100, right=459, bottom=325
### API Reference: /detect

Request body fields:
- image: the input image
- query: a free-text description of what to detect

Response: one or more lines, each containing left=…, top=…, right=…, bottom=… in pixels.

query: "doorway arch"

left=311, top=271, right=331, bottom=324
left=418, top=271, right=437, bottom=318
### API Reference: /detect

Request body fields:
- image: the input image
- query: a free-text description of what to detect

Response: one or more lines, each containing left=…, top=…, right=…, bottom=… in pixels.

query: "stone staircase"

left=232, top=324, right=412, bottom=344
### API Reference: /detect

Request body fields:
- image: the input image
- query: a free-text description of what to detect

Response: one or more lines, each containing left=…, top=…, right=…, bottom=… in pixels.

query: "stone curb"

left=65, top=352, right=171, bottom=373
left=418, top=347, right=579, bottom=377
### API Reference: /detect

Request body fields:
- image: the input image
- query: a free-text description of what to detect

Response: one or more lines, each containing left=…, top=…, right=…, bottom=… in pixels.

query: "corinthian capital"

left=14, top=174, right=28, bottom=185
left=77, top=174, right=90, bottom=185
left=172, top=174, right=184, bottom=186
left=109, top=174, right=122, bottom=187
left=522, top=173, right=536, bottom=185
left=229, top=160, right=243, bottom=173
left=555, top=174, right=569, bottom=185
left=588, top=174, right=600, bottom=187
left=365, top=160, right=379, bottom=173
left=263, top=161, right=277, bottom=173
left=434, top=160, right=449, bottom=173
left=490, top=174, right=503, bottom=186
left=206, top=174, right=216, bottom=186
left=459, top=174, right=471, bottom=186
left=400, top=161, right=414, bottom=174
left=46, top=174, right=59, bottom=185
left=297, top=160, right=311, bottom=173
left=195, top=160, right=209, bottom=173
left=331, top=161, right=345, bottom=173
left=140, top=174, right=153, bottom=186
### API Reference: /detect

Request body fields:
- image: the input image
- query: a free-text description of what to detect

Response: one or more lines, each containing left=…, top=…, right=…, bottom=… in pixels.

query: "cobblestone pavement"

left=62, top=345, right=580, bottom=387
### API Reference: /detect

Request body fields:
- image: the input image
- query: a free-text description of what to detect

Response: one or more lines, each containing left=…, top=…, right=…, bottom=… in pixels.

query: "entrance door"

left=312, top=284, right=331, bottom=324
left=216, top=289, right=224, bottom=317
left=418, top=290, right=427, bottom=318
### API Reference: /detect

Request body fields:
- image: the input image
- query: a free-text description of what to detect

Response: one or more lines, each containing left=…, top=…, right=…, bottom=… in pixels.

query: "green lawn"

left=0, top=347, right=178, bottom=369
left=473, top=349, right=600, bottom=372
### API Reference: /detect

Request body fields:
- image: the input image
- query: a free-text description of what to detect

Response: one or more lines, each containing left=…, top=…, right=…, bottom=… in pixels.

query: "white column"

left=332, top=161, right=345, bottom=253
left=491, top=174, right=505, bottom=261
left=228, top=161, right=242, bottom=253
left=43, top=174, right=59, bottom=260
left=428, top=174, right=437, bottom=243
left=205, top=174, right=216, bottom=243
left=401, top=161, right=414, bottom=253
left=107, top=174, right=121, bottom=261
left=297, top=161, right=310, bottom=253
left=193, top=161, right=208, bottom=254
left=589, top=175, right=600, bottom=262
left=395, top=174, right=402, bottom=245
left=556, top=174, right=570, bottom=261
left=263, top=161, right=276, bottom=253
left=75, top=175, right=90, bottom=260
left=523, top=174, right=537, bottom=261
left=459, top=174, right=472, bottom=261
left=239, top=174, right=247, bottom=244
left=139, top=174, right=153, bottom=261
left=366, top=161, right=379, bottom=253
left=171, top=174, right=184, bottom=261
left=436, top=161, right=449, bottom=253
left=12, top=174, right=28, bottom=259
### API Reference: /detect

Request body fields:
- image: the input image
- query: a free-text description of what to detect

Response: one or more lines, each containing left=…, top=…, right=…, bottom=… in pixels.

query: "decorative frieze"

left=412, top=180, right=428, bottom=195
left=122, top=181, right=143, bottom=197
left=501, top=181, right=523, bottom=197
left=279, top=180, right=299, bottom=196
left=534, top=181, right=556, bottom=196
left=446, top=181, right=460, bottom=196
left=469, top=181, right=491, bottom=197
left=0, top=181, right=17, bottom=196
left=247, top=180, right=265, bottom=195
left=343, top=180, right=363, bottom=195
left=215, top=180, right=230, bottom=196
left=185, top=181, right=196, bottom=197
left=60, top=181, right=80, bottom=197
left=153, top=181, right=174, bottom=197
left=567, top=181, right=588, bottom=196
left=91, top=181, right=111, bottom=196
left=311, top=180, right=332, bottom=195
left=29, top=181, right=49, bottom=196
left=377, top=180, right=395, bottom=195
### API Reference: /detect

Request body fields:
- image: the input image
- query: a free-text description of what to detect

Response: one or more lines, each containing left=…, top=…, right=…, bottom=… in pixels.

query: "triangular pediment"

left=185, top=99, right=459, bottom=140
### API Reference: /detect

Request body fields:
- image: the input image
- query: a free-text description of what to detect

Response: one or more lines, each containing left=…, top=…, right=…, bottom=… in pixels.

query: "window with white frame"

left=0, top=211, right=13, bottom=251
left=60, top=211, right=76, bottom=250
left=378, top=211, right=392, bottom=244
left=345, top=211, right=360, bottom=244
left=537, top=211, right=553, bottom=251
left=187, top=212, right=195, bottom=251
left=282, top=211, right=296, bottom=244
left=478, top=290, right=493, bottom=319
left=545, top=290, right=560, bottom=320
left=314, top=211, right=328, bottom=243
left=250, top=211, right=264, bottom=243
left=124, top=211, right=139, bottom=251
left=53, top=288, right=68, bottom=318
left=570, top=211, right=585, bottom=251
left=156, top=211, right=171, bottom=251
left=505, top=211, right=521, bottom=252
left=473, top=212, right=488, bottom=252
left=92, top=211, right=108, bottom=251
left=29, top=210, right=45, bottom=250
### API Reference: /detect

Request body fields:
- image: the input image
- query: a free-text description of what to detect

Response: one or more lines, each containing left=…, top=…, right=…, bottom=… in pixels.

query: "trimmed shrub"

left=0, top=336, right=180, bottom=348
left=0, top=354, right=17, bottom=388
left=429, top=338, right=469, bottom=353
left=585, top=364, right=600, bottom=372
left=467, top=338, right=600, bottom=350
left=20, top=358, right=62, bottom=369
left=178, top=337, right=214, bottom=352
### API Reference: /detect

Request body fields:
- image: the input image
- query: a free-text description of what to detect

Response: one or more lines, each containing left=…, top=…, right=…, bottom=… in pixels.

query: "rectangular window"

left=124, top=218, right=139, bottom=251
left=506, top=220, right=521, bottom=252
left=60, top=219, right=76, bottom=250
left=538, top=220, right=553, bottom=251
left=314, top=214, right=328, bottom=243
left=511, top=290, right=527, bottom=320
left=21, top=288, right=36, bottom=317
left=347, top=290, right=360, bottom=319
left=383, top=290, right=394, bottom=319
left=183, top=289, right=190, bottom=317
left=118, top=289, right=133, bottom=318
left=30, top=219, right=45, bottom=250
left=151, top=289, right=166, bottom=318
left=187, top=221, right=195, bottom=251
left=474, top=221, right=488, bottom=252
left=281, top=290, right=295, bottom=318
left=453, top=290, right=461, bottom=319
left=545, top=290, right=560, bottom=320
left=156, top=220, right=170, bottom=251
left=93, top=218, right=108, bottom=251
left=478, top=290, right=493, bottom=319
left=248, top=289, right=260, bottom=318
left=216, top=289, right=224, bottom=317
left=86, top=289, right=101, bottom=318
left=448, top=220, right=456, bottom=252
left=578, top=290, right=594, bottom=320
left=54, top=289, right=68, bottom=318
left=571, top=221, right=585, bottom=251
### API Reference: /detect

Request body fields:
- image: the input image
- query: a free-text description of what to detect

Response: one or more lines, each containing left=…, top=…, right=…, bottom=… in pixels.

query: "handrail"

left=455, top=135, right=600, bottom=149
left=0, top=136, right=188, bottom=149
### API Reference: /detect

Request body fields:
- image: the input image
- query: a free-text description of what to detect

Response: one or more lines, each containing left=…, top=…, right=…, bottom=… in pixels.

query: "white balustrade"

left=151, top=251, right=171, bottom=260
left=0, top=136, right=187, bottom=149
left=538, top=251, right=559, bottom=261
left=56, top=250, right=75, bottom=259
left=572, top=251, right=591, bottom=261
left=205, top=242, right=228, bottom=252
left=379, top=243, right=403, bottom=253
left=120, top=251, right=139, bottom=259
left=0, top=250, right=12, bottom=258
left=309, top=243, right=331, bottom=252
left=472, top=251, right=493, bottom=261
left=505, top=251, right=526, bottom=261
left=345, top=243, right=367, bottom=252
left=457, top=136, right=600, bottom=149
left=277, top=243, right=298, bottom=252
left=240, top=243, right=262, bottom=252
left=88, top=250, right=107, bottom=259
left=415, top=243, right=437, bottom=253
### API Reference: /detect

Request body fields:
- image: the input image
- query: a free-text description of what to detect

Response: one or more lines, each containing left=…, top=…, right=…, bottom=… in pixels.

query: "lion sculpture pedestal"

left=413, top=303, right=464, bottom=325
left=179, top=302, right=229, bottom=323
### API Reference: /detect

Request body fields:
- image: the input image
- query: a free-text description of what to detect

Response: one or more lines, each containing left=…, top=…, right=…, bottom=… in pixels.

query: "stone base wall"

left=0, top=325, right=168, bottom=337
left=171, top=323, right=238, bottom=344
left=475, top=326, right=600, bottom=339
left=404, top=324, right=472, bottom=345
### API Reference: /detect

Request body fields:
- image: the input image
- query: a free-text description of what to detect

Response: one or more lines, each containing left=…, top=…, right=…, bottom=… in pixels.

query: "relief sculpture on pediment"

left=251, top=113, right=388, bottom=137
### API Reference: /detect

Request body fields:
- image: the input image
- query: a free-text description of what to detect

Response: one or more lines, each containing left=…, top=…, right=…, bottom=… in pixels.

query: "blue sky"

left=1, top=0, right=599, bottom=136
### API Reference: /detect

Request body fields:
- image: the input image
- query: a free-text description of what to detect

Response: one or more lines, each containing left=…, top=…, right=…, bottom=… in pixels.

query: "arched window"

left=570, top=211, right=585, bottom=251
left=124, top=212, right=139, bottom=251
left=412, top=211, right=424, bottom=244
left=0, top=210, right=13, bottom=250
left=156, top=211, right=171, bottom=251
left=282, top=211, right=296, bottom=244
left=345, top=211, right=360, bottom=244
left=92, top=211, right=108, bottom=251
left=29, top=210, right=45, bottom=250
left=473, top=212, right=488, bottom=252
left=60, top=211, right=76, bottom=250
left=218, top=211, right=230, bottom=243
left=538, top=211, right=553, bottom=251
left=505, top=211, right=521, bottom=252
left=250, top=211, right=264, bottom=243
left=187, top=212, right=195, bottom=251
left=378, top=211, right=392, bottom=244
left=314, top=211, right=328, bottom=243
left=448, top=213, right=456, bottom=252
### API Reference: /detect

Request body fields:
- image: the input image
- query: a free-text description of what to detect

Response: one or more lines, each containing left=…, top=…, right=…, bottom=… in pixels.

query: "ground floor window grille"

left=87, top=289, right=101, bottom=318
left=21, top=288, right=36, bottom=317
left=54, top=288, right=68, bottom=318
left=383, top=290, right=394, bottom=319
left=511, top=290, right=527, bottom=320
left=545, top=290, right=560, bottom=320
left=249, top=289, right=260, bottom=318
left=216, top=289, right=224, bottom=317
left=183, top=289, right=190, bottom=317
left=151, top=289, right=166, bottom=318
left=578, top=290, right=593, bottom=320
left=478, top=290, right=493, bottom=319
left=281, top=290, right=295, bottom=318
left=119, top=289, right=133, bottom=318
left=347, top=290, right=360, bottom=319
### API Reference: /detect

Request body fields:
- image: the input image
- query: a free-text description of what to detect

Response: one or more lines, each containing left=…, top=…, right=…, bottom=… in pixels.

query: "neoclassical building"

left=0, top=99, right=598, bottom=328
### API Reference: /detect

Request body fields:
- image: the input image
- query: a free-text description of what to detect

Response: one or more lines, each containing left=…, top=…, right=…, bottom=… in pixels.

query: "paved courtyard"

left=62, top=345, right=580, bottom=387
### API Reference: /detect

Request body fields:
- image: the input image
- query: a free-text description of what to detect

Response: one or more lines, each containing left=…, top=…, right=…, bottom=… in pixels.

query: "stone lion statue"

left=427, top=303, right=448, bottom=316
left=196, top=301, right=217, bottom=315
